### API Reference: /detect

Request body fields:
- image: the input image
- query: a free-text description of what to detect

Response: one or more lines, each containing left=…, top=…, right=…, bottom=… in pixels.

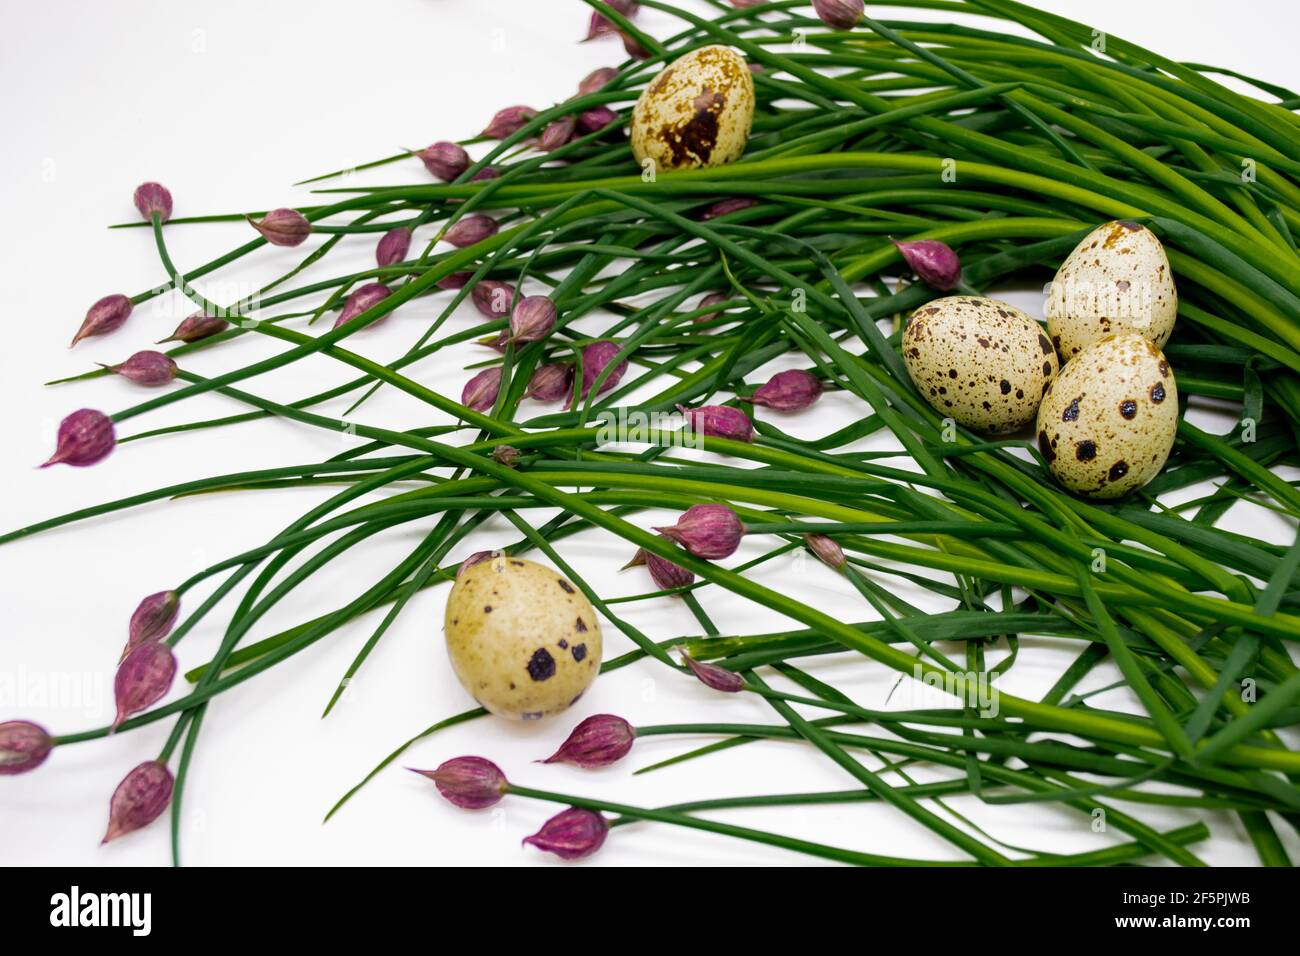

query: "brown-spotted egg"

left=631, top=45, right=754, bottom=171
left=903, top=295, right=1059, bottom=433
left=1047, top=221, right=1177, bottom=360
left=1036, top=333, right=1178, bottom=499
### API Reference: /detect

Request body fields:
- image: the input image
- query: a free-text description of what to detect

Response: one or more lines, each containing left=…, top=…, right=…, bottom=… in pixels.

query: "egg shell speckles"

left=444, top=557, right=602, bottom=720
left=631, top=45, right=754, bottom=171
left=1047, top=220, right=1177, bottom=360
left=1036, top=333, right=1178, bottom=499
left=903, top=296, right=1059, bottom=433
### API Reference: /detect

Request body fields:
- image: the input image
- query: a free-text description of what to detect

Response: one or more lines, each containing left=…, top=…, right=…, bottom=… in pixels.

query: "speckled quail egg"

left=903, top=295, right=1059, bottom=433
left=444, top=556, right=602, bottom=720
left=631, top=44, right=754, bottom=172
left=1047, top=220, right=1177, bottom=360
left=1036, top=333, right=1178, bottom=499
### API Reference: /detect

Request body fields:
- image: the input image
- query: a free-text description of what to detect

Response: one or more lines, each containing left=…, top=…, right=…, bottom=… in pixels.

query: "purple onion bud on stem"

left=100, top=350, right=177, bottom=386
left=523, top=807, right=609, bottom=860
left=482, top=105, right=538, bottom=139
left=750, top=369, right=823, bottom=411
left=334, top=282, right=393, bottom=330
left=539, top=116, right=576, bottom=152
left=677, top=404, right=754, bottom=442
left=123, top=590, right=180, bottom=662
left=41, top=409, right=116, bottom=468
left=654, top=504, right=744, bottom=559
left=578, top=106, right=621, bottom=135
left=415, top=141, right=470, bottom=181
left=580, top=340, right=629, bottom=396
left=680, top=649, right=744, bottom=693
left=527, top=363, right=574, bottom=402
left=410, top=756, right=508, bottom=809
left=248, top=208, right=311, bottom=247
left=627, top=535, right=694, bottom=590
left=462, top=367, right=502, bottom=413
left=509, top=295, right=557, bottom=344
left=112, top=642, right=177, bottom=731
left=892, top=239, right=962, bottom=291
left=577, top=67, right=619, bottom=96
left=584, top=1, right=640, bottom=40
left=470, top=166, right=500, bottom=182
left=103, top=760, right=173, bottom=843
left=813, top=0, right=865, bottom=30
left=471, top=279, right=516, bottom=320
left=804, top=533, right=846, bottom=570
left=376, top=226, right=412, bottom=267
left=492, top=445, right=521, bottom=467
left=457, top=550, right=503, bottom=579
left=159, top=312, right=228, bottom=344
left=71, top=294, right=133, bottom=347
left=542, top=714, right=635, bottom=768
left=695, top=291, right=729, bottom=323
left=699, top=197, right=757, bottom=221
left=0, top=721, right=54, bottom=776
left=133, top=182, right=173, bottom=222
left=443, top=214, right=498, bottom=248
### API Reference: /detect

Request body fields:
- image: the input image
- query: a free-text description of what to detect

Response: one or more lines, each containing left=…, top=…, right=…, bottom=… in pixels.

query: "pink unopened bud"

left=248, top=208, right=311, bottom=247
left=580, top=340, right=629, bottom=396
left=523, top=807, right=609, bottom=860
left=584, top=0, right=640, bottom=40
left=42, top=409, right=116, bottom=468
left=334, top=282, right=393, bottom=330
left=804, top=533, right=846, bottom=570
left=750, top=369, right=823, bottom=411
left=621, top=31, right=651, bottom=60
left=112, top=642, right=177, bottom=732
left=123, top=590, right=180, bottom=662
left=542, top=714, right=635, bottom=768
left=695, top=291, right=729, bottom=323
left=699, top=197, right=757, bottom=220
left=159, top=311, right=228, bottom=344
left=813, top=0, right=864, bottom=29
left=71, top=294, right=133, bottom=347
left=539, top=116, right=576, bottom=152
left=482, top=105, right=539, bottom=139
left=578, top=106, right=621, bottom=135
left=492, top=445, right=521, bottom=467
left=410, top=756, right=508, bottom=809
left=457, top=550, right=502, bottom=579
left=444, top=214, right=499, bottom=248
left=100, top=350, right=177, bottom=386
left=731, top=0, right=766, bottom=7
left=677, top=404, right=754, bottom=442
left=103, top=760, right=173, bottom=844
left=376, top=226, right=412, bottom=267
left=680, top=649, right=744, bottom=692
left=471, top=165, right=501, bottom=182
left=133, top=182, right=173, bottom=222
left=527, top=363, right=574, bottom=402
left=416, top=141, right=470, bottom=181
left=438, top=272, right=474, bottom=291
left=628, top=535, right=694, bottom=590
left=654, top=504, right=744, bottom=560
left=578, top=66, right=618, bottom=96
left=510, top=296, right=557, bottom=344
left=471, top=279, right=516, bottom=320
left=462, top=366, right=502, bottom=413
left=0, top=721, right=53, bottom=776
left=892, top=239, right=962, bottom=291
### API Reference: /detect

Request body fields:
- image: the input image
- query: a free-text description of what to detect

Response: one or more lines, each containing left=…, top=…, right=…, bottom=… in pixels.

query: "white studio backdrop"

left=1, top=0, right=1297, bottom=866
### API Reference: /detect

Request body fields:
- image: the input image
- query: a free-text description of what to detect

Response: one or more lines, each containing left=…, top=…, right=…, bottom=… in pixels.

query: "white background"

left=1, top=0, right=1297, bottom=866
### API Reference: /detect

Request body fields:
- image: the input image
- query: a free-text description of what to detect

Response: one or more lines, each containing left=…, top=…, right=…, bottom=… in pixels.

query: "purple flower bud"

left=159, top=311, right=229, bottom=344
left=577, top=67, right=619, bottom=96
left=438, top=272, right=474, bottom=291
left=482, top=105, right=538, bottom=139
left=892, top=239, right=962, bottom=292
left=443, top=214, right=498, bottom=248
left=41, top=409, right=116, bottom=468
left=112, top=642, right=177, bottom=732
left=376, top=226, right=412, bottom=267
left=492, top=445, right=521, bottom=467
left=621, top=31, right=651, bottom=60
left=523, top=807, right=609, bottom=860
left=103, top=760, right=173, bottom=844
left=631, top=535, right=694, bottom=590
left=470, top=166, right=501, bottom=182
left=248, top=208, right=311, bottom=247
left=123, top=590, right=180, bottom=662
left=410, top=756, right=508, bottom=809
left=699, top=197, right=757, bottom=221
left=71, top=294, right=133, bottom=347
left=813, top=0, right=864, bottom=30
left=133, top=182, right=173, bottom=222
left=0, top=721, right=53, bottom=776
left=478, top=331, right=511, bottom=352
left=334, top=282, right=393, bottom=330
left=750, top=369, right=823, bottom=411
left=584, top=0, right=639, bottom=40
left=416, top=141, right=470, bottom=181
left=654, top=503, right=744, bottom=560
left=510, top=295, right=557, bottom=344
left=680, top=649, right=744, bottom=692
left=731, top=0, right=765, bottom=7
left=804, top=533, right=846, bottom=570
left=580, top=340, right=629, bottom=396
left=695, top=291, right=729, bottom=324
left=578, top=106, right=621, bottom=135
left=471, top=279, right=516, bottom=320
left=462, top=366, right=502, bottom=413
left=539, top=116, right=576, bottom=152
left=527, top=363, right=574, bottom=403
left=542, top=714, right=635, bottom=768
left=457, top=550, right=503, bottom=579
left=677, top=404, right=754, bottom=442
left=100, top=350, right=177, bottom=386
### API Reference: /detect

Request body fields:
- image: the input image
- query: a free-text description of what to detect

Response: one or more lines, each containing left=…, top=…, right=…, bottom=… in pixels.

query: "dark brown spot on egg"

left=1109, top=461, right=1129, bottom=481
left=571, top=643, right=588, bottom=663
left=483, top=605, right=492, bottom=614
left=558, top=639, right=568, bottom=650
left=527, top=648, right=556, bottom=681
left=1150, top=383, right=1166, bottom=403
left=1038, top=334, right=1052, bottom=355
left=999, top=380, right=1011, bottom=395
left=1119, top=399, right=1137, bottom=419
left=661, top=86, right=725, bottom=166
left=1158, top=360, right=1169, bottom=377
left=1062, top=399, right=1079, bottom=422
left=949, top=368, right=958, bottom=378
left=575, top=617, right=588, bottom=632
left=1076, top=440, right=1097, bottom=461
left=1042, top=361, right=1052, bottom=377
left=1038, top=430, right=1055, bottom=463
left=557, top=580, right=575, bottom=594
